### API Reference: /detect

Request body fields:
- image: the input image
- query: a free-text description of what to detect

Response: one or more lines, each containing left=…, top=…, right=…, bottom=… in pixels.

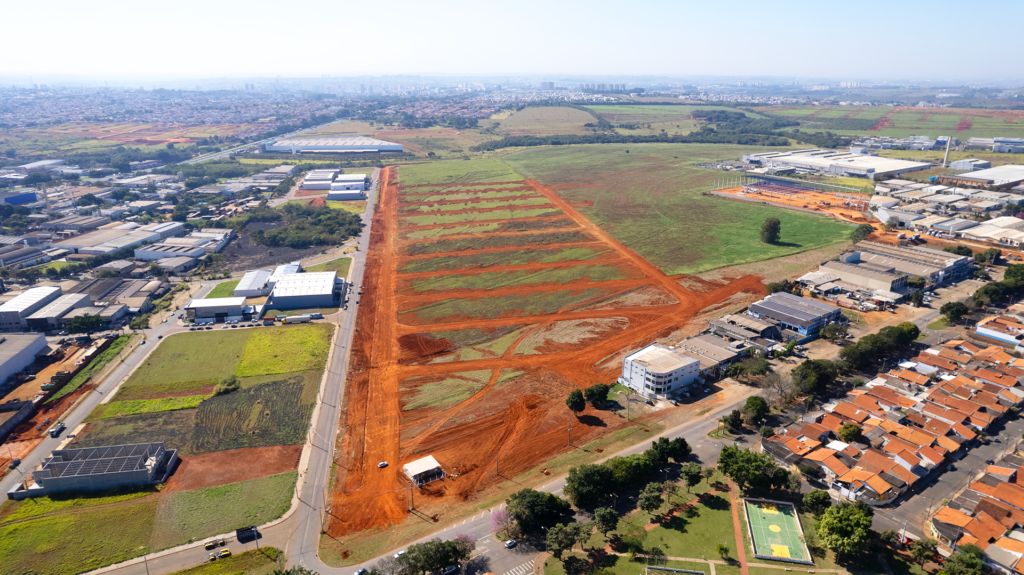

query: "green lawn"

left=167, top=548, right=282, bottom=575
left=86, top=395, right=211, bottom=422
left=306, top=256, right=352, bottom=277
left=0, top=486, right=157, bottom=525
left=545, top=554, right=710, bottom=575
left=644, top=493, right=737, bottom=561
left=0, top=499, right=158, bottom=575
left=47, top=335, right=134, bottom=403
left=502, top=143, right=852, bottom=275
left=29, top=260, right=81, bottom=274
left=150, top=472, right=296, bottom=549
left=401, top=287, right=619, bottom=325
left=927, top=317, right=950, bottom=330
left=328, top=200, right=367, bottom=213
left=398, top=158, right=524, bottom=186
left=207, top=280, right=240, bottom=298
left=235, top=323, right=333, bottom=376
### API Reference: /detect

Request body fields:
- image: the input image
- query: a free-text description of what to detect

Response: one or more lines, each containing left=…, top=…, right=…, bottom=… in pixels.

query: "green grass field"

left=502, top=144, right=852, bottom=275
left=400, top=217, right=575, bottom=241
left=744, top=499, right=810, bottom=562
left=0, top=499, right=158, bottom=575
left=28, top=260, right=80, bottom=274
left=642, top=492, right=738, bottom=560
left=114, top=330, right=252, bottom=400
left=545, top=555, right=709, bottom=575
left=404, top=230, right=593, bottom=256
left=167, top=548, right=282, bottom=575
left=401, top=287, right=618, bottom=325
left=405, top=189, right=537, bottom=202
left=207, top=280, right=241, bottom=298
left=86, top=395, right=210, bottom=422
left=75, top=410, right=198, bottom=452
left=400, top=370, right=491, bottom=410
left=399, top=246, right=612, bottom=274
left=405, top=264, right=637, bottom=294
left=235, top=323, right=333, bottom=377
left=150, top=472, right=296, bottom=549
left=186, top=380, right=316, bottom=454
left=306, top=256, right=352, bottom=277
left=397, top=196, right=551, bottom=214
left=398, top=158, right=524, bottom=186
left=497, top=107, right=596, bottom=136
left=0, top=486, right=157, bottom=525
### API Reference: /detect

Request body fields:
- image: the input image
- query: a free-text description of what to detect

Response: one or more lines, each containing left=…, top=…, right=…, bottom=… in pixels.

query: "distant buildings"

left=742, top=149, right=931, bottom=179
left=941, top=165, right=1024, bottom=188
left=263, top=137, right=403, bottom=155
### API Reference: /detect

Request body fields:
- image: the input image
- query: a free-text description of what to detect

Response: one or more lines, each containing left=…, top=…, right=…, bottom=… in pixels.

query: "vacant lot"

left=235, top=323, right=333, bottom=376
left=0, top=486, right=157, bottom=525
left=399, top=246, right=613, bottom=274
left=400, top=287, right=620, bottom=325
left=400, top=326, right=530, bottom=365
left=76, top=409, right=198, bottom=452
left=150, top=472, right=296, bottom=549
left=497, top=106, right=595, bottom=135
left=398, top=196, right=551, bottom=214
left=503, top=143, right=852, bottom=275
left=86, top=395, right=210, bottom=422
left=398, top=207, right=562, bottom=227
left=400, top=370, right=492, bottom=411
left=167, top=548, right=282, bottom=575
left=397, top=158, right=524, bottom=186
left=404, top=188, right=537, bottom=202
left=307, top=256, right=352, bottom=277
left=115, top=331, right=251, bottom=400
left=0, top=499, right=158, bottom=575
left=400, top=217, right=576, bottom=241
left=207, top=280, right=240, bottom=298
left=403, top=264, right=639, bottom=294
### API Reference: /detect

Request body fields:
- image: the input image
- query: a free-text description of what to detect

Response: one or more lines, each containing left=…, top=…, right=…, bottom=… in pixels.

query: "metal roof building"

left=265, top=137, right=403, bottom=155
left=267, top=272, right=341, bottom=309
left=0, top=286, right=62, bottom=331
left=134, top=243, right=206, bottom=261
left=403, top=455, right=445, bottom=487
left=854, top=241, right=973, bottom=285
left=743, top=149, right=931, bottom=179
left=233, top=270, right=274, bottom=298
left=25, top=293, right=92, bottom=331
left=941, top=165, right=1024, bottom=187
left=9, top=443, right=178, bottom=500
left=746, top=292, right=842, bottom=336
left=0, top=333, right=48, bottom=386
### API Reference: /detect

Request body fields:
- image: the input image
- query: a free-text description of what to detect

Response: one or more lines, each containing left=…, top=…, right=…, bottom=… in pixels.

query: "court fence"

left=741, top=497, right=815, bottom=566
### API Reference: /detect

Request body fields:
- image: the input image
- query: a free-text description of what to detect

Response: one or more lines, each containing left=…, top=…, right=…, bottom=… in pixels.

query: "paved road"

left=180, top=119, right=345, bottom=164
left=0, top=283, right=214, bottom=498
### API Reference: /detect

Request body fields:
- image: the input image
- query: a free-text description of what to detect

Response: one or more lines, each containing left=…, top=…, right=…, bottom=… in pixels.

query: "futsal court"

left=743, top=498, right=812, bottom=563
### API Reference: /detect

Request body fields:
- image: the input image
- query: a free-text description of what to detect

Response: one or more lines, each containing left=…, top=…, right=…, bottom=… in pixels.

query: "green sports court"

left=743, top=498, right=812, bottom=564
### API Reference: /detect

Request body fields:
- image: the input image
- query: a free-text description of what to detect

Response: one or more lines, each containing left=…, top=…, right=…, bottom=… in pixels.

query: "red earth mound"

left=162, top=445, right=302, bottom=492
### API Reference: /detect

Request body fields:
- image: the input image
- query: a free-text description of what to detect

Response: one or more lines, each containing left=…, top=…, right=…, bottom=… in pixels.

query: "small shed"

left=403, top=455, right=445, bottom=487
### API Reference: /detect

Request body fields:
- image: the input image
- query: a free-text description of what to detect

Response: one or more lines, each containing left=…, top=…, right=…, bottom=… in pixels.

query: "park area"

left=0, top=324, right=333, bottom=574
left=325, top=153, right=805, bottom=562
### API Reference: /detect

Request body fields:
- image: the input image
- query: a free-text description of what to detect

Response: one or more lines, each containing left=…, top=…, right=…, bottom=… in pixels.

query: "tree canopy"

left=584, top=383, right=610, bottom=407
left=761, top=218, right=781, bottom=244
left=815, top=503, right=873, bottom=560
left=565, top=389, right=586, bottom=417
left=940, top=301, right=969, bottom=323
left=717, top=445, right=790, bottom=491
left=400, top=537, right=474, bottom=575
left=505, top=489, right=570, bottom=534
left=63, top=314, right=103, bottom=334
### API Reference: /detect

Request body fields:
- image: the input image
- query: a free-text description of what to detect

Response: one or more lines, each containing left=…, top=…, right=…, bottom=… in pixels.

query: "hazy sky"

left=6, top=0, right=1022, bottom=82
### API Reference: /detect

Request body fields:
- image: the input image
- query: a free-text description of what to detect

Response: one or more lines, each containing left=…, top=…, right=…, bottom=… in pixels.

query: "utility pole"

left=567, top=425, right=572, bottom=447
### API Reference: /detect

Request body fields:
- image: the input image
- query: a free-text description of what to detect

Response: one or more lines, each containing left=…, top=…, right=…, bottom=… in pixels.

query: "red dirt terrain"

left=327, top=169, right=767, bottom=540
left=163, top=445, right=302, bottom=492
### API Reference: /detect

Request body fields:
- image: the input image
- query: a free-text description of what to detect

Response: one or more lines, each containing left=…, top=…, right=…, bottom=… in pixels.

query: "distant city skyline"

left=4, top=0, right=1023, bottom=83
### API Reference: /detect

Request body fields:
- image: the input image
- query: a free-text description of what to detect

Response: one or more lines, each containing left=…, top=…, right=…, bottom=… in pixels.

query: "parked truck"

left=282, top=315, right=312, bottom=324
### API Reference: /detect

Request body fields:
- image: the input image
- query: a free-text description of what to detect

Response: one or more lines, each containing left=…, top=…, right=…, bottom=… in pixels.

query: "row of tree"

left=837, top=321, right=920, bottom=370
left=563, top=437, right=692, bottom=508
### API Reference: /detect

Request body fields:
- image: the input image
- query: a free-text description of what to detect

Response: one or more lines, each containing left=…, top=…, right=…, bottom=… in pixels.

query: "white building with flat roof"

left=620, top=343, right=700, bottom=399
left=233, top=270, right=273, bottom=298
left=0, top=287, right=62, bottom=331
left=267, top=271, right=341, bottom=309
left=265, top=137, right=403, bottom=154
left=743, top=149, right=931, bottom=179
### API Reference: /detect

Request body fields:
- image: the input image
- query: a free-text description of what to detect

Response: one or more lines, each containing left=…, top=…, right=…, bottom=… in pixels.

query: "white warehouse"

left=264, top=137, right=403, bottom=155
left=619, top=344, right=701, bottom=399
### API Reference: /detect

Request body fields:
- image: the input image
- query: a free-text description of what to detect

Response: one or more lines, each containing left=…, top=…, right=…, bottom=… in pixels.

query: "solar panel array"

left=43, top=443, right=163, bottom=478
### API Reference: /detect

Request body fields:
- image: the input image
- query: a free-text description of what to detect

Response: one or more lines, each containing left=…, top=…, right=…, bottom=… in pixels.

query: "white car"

left=505, top=540, right=516, bottom=549
left=395, top=551, right=405, bottom=559
left=378, top=461, right=388, bottom=468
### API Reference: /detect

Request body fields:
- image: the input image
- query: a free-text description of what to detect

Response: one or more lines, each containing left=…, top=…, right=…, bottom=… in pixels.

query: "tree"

left=681, top=462, right=702, bottom=493
left=803, top=490, right=832, bottom=517
left=722, top=410, right=744, bottom=433
left=759, top=425, right=775, bottom=437
left=1006, top=264, right=1024, bottom=283
left=716, top=543, right=729, bottom=559
left=64, top=314, right=103, bottom=334
left=761, top=217, right=781, bottom=244
left=850, top=224, right=874, bottom=243
left=942, top=245, right=973, bottom=257
left=605, top=453, right=654, bottom=487
left=565, top=389, right=585, bottom=418
left=584, top=383, right=610, bottom=407
left=402, top=538, right=472, bottom=575
left=4, top=149, right=15, bottom=159
left=742, top=396, right=770, bottom=424
left=638, top=482, right=664, bottom=515
left=505, top=488, right=569, bottom=534
left=879, top=530, right=899, bottom=547
left=897, top=321, right=921, bottom=342
left=648, top=436, right=691, bottom=466
left=909, top=538, right=938, bottom=564
left=765, top=279, right=795, bottom=294
left=491, top=509, right=516, bottom=539
left=761, top=372, right=794, bottom=406
left=909, top=290, right=925, bottom=307
left=940, top=301, right=969, bottom=324
left=792, top=360, right=838, bottom=393
left=838, top=423, right=862, bottom=443
left=816, top=503, right=873, bottom=561
left=545, top=523, right=576, bottom=560
left=820, top=323, right=848, bottom=342
left=907, top=276, right=926, bottom=289
left=564, top=463, right=615, bottom=507
left=214, top=374, right=240, bottom=396
left=940, top=545, right=988, bottom=575
left=273, top=568, right=320, bottom=575
left=594, top=507, right=619, bottom=536
left=717, top=445, right=790, bottom=491
left=702, top=467, right=715, bottom=485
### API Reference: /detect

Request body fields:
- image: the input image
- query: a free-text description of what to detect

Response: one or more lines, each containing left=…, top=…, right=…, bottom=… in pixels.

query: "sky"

left=5, top=0, right=1022, bottom=83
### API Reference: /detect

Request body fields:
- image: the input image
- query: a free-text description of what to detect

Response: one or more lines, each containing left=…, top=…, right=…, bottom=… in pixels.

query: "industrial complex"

left=263, top=137, right=403, bottom=155
left=742, top=148, right=932, bottom=179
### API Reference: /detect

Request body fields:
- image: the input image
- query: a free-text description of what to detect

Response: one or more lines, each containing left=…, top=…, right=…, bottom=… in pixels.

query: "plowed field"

left=328, top=166, right=768, bottom=541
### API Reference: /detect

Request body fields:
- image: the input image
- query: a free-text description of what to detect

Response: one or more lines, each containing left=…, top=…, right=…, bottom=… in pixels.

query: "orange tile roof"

left=866, top=474, right=893, bottom=495
left=924, top=419, right=953, bottom=436
left=937, top=436, right=962, bottom=453
left=804, top=448, right=837, bottom=462
left=883, top=436, right=919, bottom=455
left=958, top=534, right=982, bottom=549
left=867, top=386, right=903, bottom=405
left=897, top=426, right=938, bottom=447
left=988, top=466, right=1016, bottom=477
left=994, top=537, right=1024, bottom=554
left=965, top=512, right=1007, bottom=548
left=895, top=369, right=929, bottom=386
left=972, top=481, right=1024, bottom=512
left=906, top=412, right=929, bottom=427
left=938, top=348, right=973, bottom=364
left=841, top=445, right=862, bottom=458
left=838, top=468, right=875, bottom=484
left=832, top=402, right=871, bottom=423
left=822, top=456, right=851, bottom=477
left=916, top=354, right=959, bottom=372
left=975, top=497, right=1024, bottom=528
left=934, top=506, right=973, bottom=528
left=898, top=450, right=922, bottom=467
left=953, top=423, right=978, bottom=440
left=918, top=446, right=944, bottom=465
left=889, top=462, right=919, bottom=484
left=975, top=346, right=1016, bottom=365
left=856, top=450, right=895, bottom=474
left=852, top=394, right=887, bottom=415
left=970, top=368, right=1019, bottom=388
left=820, top=413, right=844, bottom=433
left=784, top=437, right=820, bottom=456
left=801, top=423, right=830, bottom=439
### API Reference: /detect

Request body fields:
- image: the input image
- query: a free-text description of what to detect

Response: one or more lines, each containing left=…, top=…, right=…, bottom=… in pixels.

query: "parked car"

left=218, top=549, right=231, bottom=558
left=395, top=551, right=405, bottom=559
left=505, top=540, right=516, bottom=549
left=355, top=570, right=368, bottom=575
left=205, top=541, right=218, bottom=550
left=378, top=461, right=388, bottom=468
left=208, top=553, right=217, bottom=562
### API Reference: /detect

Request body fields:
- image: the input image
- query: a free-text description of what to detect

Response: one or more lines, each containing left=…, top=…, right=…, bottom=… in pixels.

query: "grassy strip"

left=235, top=323, right=333, bottom=377
left=306, top=256, right=352, bottom=277
left=207, top=280, right=241, bottom=298
left=397, top=196, right=551, bottom=214
left=401, top=371, right=491, bottom=411
left=166, top=548, right=282, bottom=575
left=400, top=246, right=611, bottom=274
left=402, top=287, right=618, bottom=324
left=399, top=208, right=562, bottom=226
left=401, top=217, right=575, bottom=241
left=46, top=335, right=134, bottom=404
left=404, top=230, right=593, bottom=256
left=0, top=485, right=157, bottom=525
left=86, top=395, right=211, bottom=422
left=398, top=158, right=523, bottom=186
left=407, top=264, right=632, bottom=293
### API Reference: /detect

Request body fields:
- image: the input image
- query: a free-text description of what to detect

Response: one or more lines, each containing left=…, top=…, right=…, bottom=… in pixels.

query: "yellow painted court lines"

left=771, top=545, right=791, bottom=558
left=769, top=524, right=781, bottom=532
left=761, top=503, right=779, bottom=514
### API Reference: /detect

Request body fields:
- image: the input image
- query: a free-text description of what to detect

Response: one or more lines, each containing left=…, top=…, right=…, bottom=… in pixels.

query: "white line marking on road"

left=503, top=559, right=535, bottom=575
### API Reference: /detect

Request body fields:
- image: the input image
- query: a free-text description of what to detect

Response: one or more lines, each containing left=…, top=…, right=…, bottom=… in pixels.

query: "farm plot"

left=402, top=188, right=538, bottom=202
left=398, top=207, right=563, bottom=227
left=399, top=287, right=622, bottom=325
left=400, top=263, right=643, bottom=295
left=327, top=162, right=769, bottom=551
left=400, top=370, right=492, bottom=411
left=399, top=247, right=614, bottom=274
left=397, top=196, right=551, bottom=214
left=399, top=326, right=530, bottom=365
left=399, top=217, right=576, bottom=241
left=403, top=230, right=595, bottom=256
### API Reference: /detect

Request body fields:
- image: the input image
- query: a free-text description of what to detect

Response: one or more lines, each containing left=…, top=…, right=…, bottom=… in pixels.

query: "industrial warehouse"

left=262, top=137, right=403, bottom=155
left=185, top=265, right=347, bottom=322
left=742, top=149, right=931, bottom=179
